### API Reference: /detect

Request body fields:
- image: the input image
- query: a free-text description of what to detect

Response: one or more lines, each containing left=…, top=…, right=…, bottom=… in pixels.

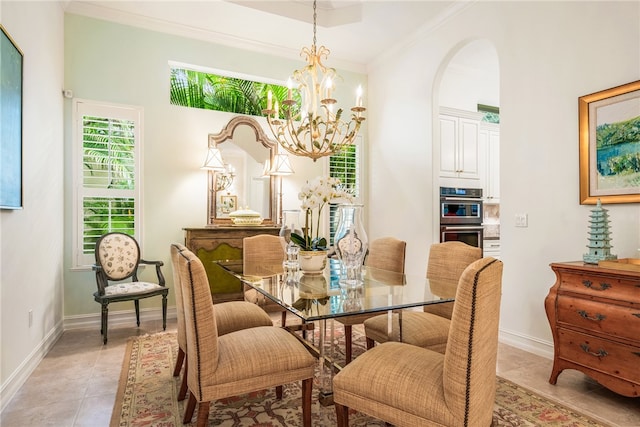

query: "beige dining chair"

left=334, top=257, right=504, bottom=427
left=364, top=241, right=481, bottom=353
left=243, top=234, right=288, bottom=326
left=335, top=237, right=407, bottom=364
left=169, top=243, right=273, bottom=401
left=177, top=248, right=316, bottom=427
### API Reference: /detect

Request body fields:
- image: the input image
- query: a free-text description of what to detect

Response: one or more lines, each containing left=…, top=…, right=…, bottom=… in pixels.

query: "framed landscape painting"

left=579, top=80, right=640, bottom=204
left=0, top=25, right=23, bottom=209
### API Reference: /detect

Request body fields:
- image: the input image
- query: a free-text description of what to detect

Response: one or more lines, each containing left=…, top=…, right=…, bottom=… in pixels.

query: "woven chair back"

left=365, top=237, right=407, bottom=273
left=443, top=257, right=503, bottom=426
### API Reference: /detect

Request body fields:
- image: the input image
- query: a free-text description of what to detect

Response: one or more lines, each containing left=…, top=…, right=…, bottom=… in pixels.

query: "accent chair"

left=93, top=232, right=168, bottom=344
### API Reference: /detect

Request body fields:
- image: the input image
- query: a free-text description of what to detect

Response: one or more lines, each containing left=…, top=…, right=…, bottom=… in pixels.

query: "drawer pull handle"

left=577, top=310, right=606, bottom=321
left=580, top=343, right=608, bottom=358
left=582, top=280, right=611, bottom=291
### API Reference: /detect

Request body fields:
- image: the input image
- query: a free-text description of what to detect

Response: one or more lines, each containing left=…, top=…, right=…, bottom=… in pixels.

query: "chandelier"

left=263, top=0, right=366, bottom=161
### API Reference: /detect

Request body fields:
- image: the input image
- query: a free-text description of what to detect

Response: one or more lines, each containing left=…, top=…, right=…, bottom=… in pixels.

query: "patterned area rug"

left=111, top=328, right=607, bottom=427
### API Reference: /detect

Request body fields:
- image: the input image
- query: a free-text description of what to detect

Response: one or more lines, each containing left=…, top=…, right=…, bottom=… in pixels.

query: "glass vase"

left=279, top=209, right=303, bottom=243
left=334, top=204, right=368, bottom=288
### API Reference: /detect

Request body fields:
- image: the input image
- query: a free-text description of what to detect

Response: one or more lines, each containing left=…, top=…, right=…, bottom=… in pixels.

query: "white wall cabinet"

left=438, top=107, right=484, bottom=182
left=479, top=122, right=500, bottom=202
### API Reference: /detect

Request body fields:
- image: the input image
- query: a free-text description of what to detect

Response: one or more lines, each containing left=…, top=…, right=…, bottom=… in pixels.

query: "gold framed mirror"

left=207, top=116, right=277, bottom=225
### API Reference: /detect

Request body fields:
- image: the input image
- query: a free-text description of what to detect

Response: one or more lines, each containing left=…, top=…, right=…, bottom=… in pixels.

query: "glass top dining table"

left=217, top=258, right=453, bottom=323
left=218, top=257, right=455, bottom=405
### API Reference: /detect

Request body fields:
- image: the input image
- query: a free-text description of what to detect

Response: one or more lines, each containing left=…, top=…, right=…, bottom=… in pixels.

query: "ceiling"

left=63, top=0, right=466, bottom=72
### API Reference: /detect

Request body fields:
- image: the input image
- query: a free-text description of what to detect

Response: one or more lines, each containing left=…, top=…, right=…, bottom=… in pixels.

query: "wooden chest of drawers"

left=545, top=261, right=640, bottom=397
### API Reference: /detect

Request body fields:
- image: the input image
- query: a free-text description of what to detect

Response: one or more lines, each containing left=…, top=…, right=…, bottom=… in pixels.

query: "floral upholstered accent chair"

left=93, top=232, right=168, bottom=344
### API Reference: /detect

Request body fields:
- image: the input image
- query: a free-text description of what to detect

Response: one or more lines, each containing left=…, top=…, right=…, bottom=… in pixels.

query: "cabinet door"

left=439, top=115, right=458, bottom=178
left=439, top=113, right=480, bottom=180
left=486, top=128, right=500, bottom=200
left=458, top=118, right=480, bottom=179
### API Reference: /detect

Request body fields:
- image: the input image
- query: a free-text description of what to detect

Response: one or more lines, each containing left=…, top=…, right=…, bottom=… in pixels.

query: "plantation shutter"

left=329, top=143, right=361, bottom=245
left=74, top=101, right=142, bottom=267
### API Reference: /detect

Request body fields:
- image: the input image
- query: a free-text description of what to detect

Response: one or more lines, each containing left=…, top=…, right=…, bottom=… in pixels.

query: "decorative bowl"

left=229, top=208, right=263, bottom=226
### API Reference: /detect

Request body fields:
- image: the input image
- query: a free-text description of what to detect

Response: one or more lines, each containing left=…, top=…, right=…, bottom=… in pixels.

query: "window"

left=329, top=139, right=361, bottom=245
left=72, top=100, right=142, bottom=267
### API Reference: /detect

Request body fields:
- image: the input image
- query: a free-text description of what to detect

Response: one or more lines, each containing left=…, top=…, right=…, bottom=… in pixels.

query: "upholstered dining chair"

left=363, top=241, right=481, bottom=353
left=334, top=257, right=503, bottom=427
left=169, top=243, right=273, bottom=401
left=243, top=234, right=288, bottom=326
left=336, top=237, right=407, bottom=364
left=177, top=248, right=316, bottom=427
left=93, top=232, right=168, bottom=344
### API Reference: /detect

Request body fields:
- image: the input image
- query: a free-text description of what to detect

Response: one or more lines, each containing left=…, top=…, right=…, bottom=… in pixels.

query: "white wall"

left=367, top=1, right=640, bottom=356
left=0, top=1, right=65, bottom=410
left=62, top=15, right=364, bottom=320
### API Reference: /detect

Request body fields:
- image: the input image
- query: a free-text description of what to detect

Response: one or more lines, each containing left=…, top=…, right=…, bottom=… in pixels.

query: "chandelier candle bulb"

left=267, top=90, right=272, bottom=110
left=287, top=78, right=293, bottom=101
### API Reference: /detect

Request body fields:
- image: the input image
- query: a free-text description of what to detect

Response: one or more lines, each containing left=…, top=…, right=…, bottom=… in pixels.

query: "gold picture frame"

left=220, top=195, right=237, bottom=214
left=579, top=80, right=640, bottom=204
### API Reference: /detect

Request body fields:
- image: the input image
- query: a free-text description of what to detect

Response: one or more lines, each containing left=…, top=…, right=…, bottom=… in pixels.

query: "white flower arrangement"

left=291, top=176, right=353, bottom=251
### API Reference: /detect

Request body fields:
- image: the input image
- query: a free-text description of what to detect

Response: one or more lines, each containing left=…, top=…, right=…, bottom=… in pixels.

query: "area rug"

left=111, top=329, right=608, bottom=427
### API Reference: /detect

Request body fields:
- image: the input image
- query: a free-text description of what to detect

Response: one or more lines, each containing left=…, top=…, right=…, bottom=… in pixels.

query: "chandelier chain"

left=312, top=0, right=317, bottom=49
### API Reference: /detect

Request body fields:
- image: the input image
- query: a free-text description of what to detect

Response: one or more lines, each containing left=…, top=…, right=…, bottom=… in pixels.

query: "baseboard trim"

left=0, top=320, right=64, bottom=413
left=499, top=328, right=554, bottom=360
left=64, top=306, right=177, bottom=330
left=1, top=307, right=177, bottom=414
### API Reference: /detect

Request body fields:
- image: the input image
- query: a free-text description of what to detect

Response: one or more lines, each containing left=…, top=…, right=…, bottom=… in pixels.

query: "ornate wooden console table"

left=183, top=226, right=280, bottom=302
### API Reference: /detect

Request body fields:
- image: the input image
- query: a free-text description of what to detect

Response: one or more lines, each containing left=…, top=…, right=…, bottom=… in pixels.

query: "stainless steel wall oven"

left=439, top=187, right=483, bottom=250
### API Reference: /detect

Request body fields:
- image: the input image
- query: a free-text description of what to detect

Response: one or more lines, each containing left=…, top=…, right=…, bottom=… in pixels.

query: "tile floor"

left=1, top=317, right=639, bottom=427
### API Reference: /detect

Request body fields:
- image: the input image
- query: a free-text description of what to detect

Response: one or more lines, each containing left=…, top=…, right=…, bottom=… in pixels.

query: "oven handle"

left=441, top=197, right=483, bottom=202
left=441, top=226, right=484, bottom=231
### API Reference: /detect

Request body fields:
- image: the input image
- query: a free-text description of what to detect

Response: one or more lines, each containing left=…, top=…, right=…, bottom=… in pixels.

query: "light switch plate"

left=515, top=213, right=528, bottom=227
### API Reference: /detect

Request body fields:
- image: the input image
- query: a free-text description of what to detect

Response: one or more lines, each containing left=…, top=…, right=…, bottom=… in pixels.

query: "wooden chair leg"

left=134, top=300, right=141, bottom=327
left=302, top=378, right=312, bottom=427
left=335, top=402, right=349, bottom=427
left=276, top=385, right=283, bottom=399
left=366, top=337, right=375, bottom=350
left=344, top=325, right=353, bottom=363
left=183, top=393, right=197, bottom=424
left=178, top=358, right=189, bottom=401
left=101, top=304, right=108, bottom=345
left=196, top=401, right=210, bottom=427
left=173, top=348, right=185, bottom=377
left=162, top=295, right=167, bottom=330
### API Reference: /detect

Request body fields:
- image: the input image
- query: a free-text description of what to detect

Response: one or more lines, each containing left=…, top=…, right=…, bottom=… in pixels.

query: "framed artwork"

left=579, top=80, right=640, bottom=204
left=1, top=25, right=23, bottom=209
left=220, top=195, right=237, bottom=214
